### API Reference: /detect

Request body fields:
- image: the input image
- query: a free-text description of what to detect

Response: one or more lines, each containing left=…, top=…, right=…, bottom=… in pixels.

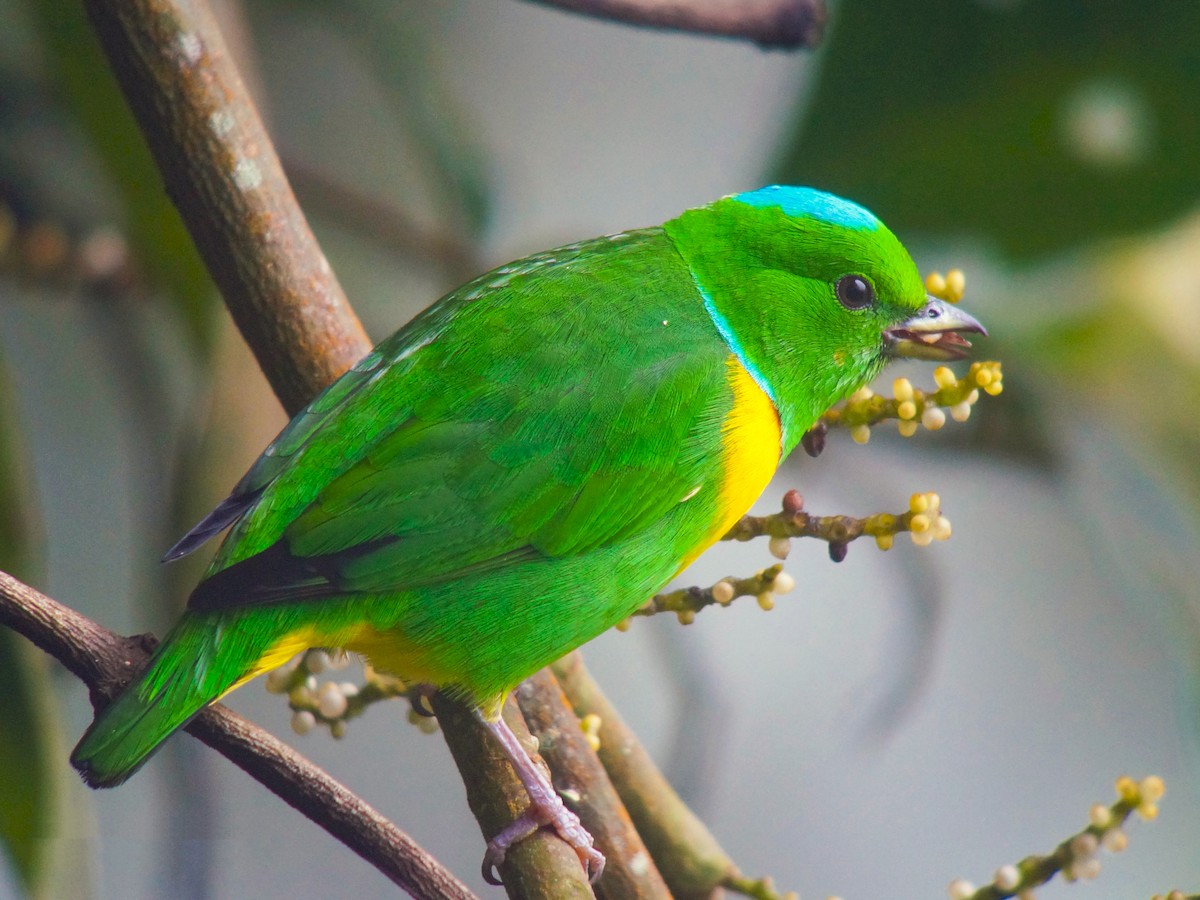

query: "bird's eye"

left=835, top=274, right=875, bottom=310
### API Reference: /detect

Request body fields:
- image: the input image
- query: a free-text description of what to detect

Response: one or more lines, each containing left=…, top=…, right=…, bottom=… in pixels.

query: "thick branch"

left=515, top=671, right=671, bottom=900
left=524, top=0, right=826, bottom=49
left=432, top=693, right=595, bottom=899
left=0, top=570, right=476, bottom=900
left=551, top=651, right=738, bottom=898
left=82, top=0, right=370, bottom=412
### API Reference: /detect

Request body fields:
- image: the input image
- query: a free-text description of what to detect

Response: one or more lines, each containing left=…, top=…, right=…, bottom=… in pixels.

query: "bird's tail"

left=71, top=612, right=251, bottom=788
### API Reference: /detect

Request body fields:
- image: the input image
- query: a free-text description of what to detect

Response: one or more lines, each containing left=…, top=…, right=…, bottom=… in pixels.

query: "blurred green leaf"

left=778, top=0, right=1200, bottom=258
left=0, top=632, right=61, bottom=900
left=26, top=0, right=217, bottom=355
left=0, top=352, right=63, bottom=900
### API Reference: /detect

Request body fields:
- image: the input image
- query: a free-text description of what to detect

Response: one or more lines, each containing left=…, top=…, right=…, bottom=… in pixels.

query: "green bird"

left=71, top=186, right=984, bottom=882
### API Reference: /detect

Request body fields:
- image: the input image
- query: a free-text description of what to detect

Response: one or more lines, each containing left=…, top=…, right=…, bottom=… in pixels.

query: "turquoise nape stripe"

left=734, top=186, right=879, bottom=231
left=691, top=280, right=787, bottom=453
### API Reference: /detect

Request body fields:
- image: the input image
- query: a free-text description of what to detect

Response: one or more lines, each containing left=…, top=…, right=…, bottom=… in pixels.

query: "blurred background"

left=2, top=0, right=1200, bottom=897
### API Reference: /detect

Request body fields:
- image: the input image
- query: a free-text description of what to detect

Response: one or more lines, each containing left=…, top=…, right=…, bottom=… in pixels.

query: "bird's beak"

left=883, top=296, right=988, bottom=361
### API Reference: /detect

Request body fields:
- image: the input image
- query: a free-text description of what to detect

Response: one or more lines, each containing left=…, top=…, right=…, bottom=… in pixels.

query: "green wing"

left=184, top=229, right=734, bottom=610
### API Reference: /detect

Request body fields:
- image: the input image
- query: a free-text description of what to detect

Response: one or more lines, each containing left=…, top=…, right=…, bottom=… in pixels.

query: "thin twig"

left=284, top=158, right=482, bottom=280
left=523, top=0, right=826, bottom=49
left=0, top=570, right=476, bottom=900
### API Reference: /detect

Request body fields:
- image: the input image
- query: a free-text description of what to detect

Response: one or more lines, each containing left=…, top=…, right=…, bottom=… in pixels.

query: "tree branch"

left=515, top=670, right=672, bottom=900
left=82, top=0, right=370, bottom=413
left=523, top=0, right=826, bottom=49
left=432, top=693, right=595, bottom=899
left=0, top=570, right=476, bottom=900
left=552, top=651, right=740, bottom=898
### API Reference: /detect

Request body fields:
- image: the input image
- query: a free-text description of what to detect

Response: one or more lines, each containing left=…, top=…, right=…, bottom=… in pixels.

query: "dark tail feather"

left=162, top=490, right=260, bottom=563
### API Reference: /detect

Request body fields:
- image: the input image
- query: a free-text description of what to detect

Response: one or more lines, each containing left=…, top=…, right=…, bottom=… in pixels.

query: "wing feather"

left=185, top=229, right=735, bottom=611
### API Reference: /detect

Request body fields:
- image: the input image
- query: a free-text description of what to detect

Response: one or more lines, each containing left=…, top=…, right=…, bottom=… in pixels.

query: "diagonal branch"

left=82, top=0, right=369, bottom=413
left=523, top=0, right=826, bottom=49
left=0, top=570, right=476, bottom=900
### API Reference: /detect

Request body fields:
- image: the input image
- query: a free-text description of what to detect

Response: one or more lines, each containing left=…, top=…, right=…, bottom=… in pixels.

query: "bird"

left=71, top=185, right=985, bottom=883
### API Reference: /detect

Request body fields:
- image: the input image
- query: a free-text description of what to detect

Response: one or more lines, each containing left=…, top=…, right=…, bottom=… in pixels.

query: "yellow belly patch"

left=222, top=620, right=453, bottom=699
left=221, top=625, right=330, bottom=698
left=677, top=355, right=782, bottom=572
left=344, top=624, right=458, bottom=686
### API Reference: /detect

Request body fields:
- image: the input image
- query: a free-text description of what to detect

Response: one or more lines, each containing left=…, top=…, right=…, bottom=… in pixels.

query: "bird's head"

left=663, top=185, right=986, bottom=450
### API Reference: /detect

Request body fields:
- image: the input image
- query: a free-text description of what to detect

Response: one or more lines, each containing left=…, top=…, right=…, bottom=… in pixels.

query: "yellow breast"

left=677, top=355, right=782, bottom=571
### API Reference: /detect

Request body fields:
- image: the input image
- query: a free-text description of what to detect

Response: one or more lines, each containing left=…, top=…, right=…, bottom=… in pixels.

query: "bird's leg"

left=476, top=708, right=605, bottom=885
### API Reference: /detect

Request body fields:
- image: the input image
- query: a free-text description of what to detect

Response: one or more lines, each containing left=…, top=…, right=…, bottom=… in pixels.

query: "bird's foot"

left=476, top=706, right=605, bottom=885
left=482, top=797, right=605, bottom=885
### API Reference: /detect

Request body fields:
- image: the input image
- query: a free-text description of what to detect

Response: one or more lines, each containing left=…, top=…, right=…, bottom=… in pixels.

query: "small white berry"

left=772, top=571, right=796, bottom=594
left=1101, top=829, right=1128, bottom=852
left=768, top=536, right=792, bottom=560
left=317, top=682, right=349, bottom=719
left=711, top=580, right=735, bottom=604
left=947, top=878, right=975, bottom=900
left=1088, top=803, right=1112, bottom=828
left=1070, top=832, right=1098, bottom=859
left=265, top=667, right=292, bottom=694
left=922, top=407, right=946, bottom=430
left=933, top=516, right=953, bottom=541
left=994, top=864, right=1020, bottom=891
left=1077, top=858, right=1101, bottom=880
left=291, top=710, right=316, bottom=735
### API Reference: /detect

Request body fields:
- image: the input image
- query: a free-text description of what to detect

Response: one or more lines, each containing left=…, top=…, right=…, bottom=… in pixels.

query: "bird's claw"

left=579, top=844, right=605, bottom=883
left=481, top=811, right=538, bottom=885
left=482, top=803, right=606, bottom=885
